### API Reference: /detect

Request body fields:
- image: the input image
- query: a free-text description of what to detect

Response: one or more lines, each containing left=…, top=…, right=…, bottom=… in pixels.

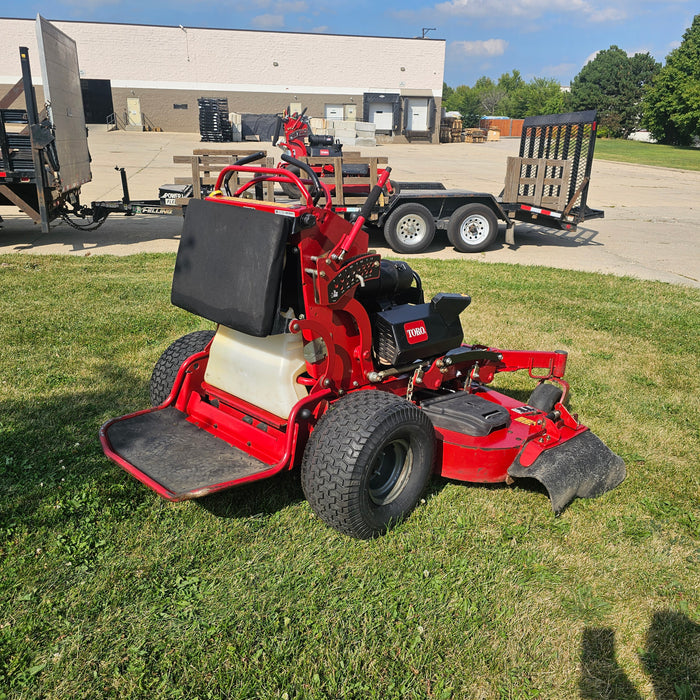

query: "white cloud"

left=312, top=25, right=330, bottom=33
left=251, top=13, right=285, bottom=28
left=436, top=0, right=591, bottom=19
left=274, top=0, right=308, bottom=12
left=434, top=0, right=632, bottom=24
left=586, top=6, right=627, bottom=22
left=450, top=39, right=508, bottom=57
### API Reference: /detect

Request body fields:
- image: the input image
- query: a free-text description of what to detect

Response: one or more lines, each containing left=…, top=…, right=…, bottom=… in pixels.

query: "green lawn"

left=594, top=139, right=700, bottom=171
left=1, top=254, right=698, bottom=699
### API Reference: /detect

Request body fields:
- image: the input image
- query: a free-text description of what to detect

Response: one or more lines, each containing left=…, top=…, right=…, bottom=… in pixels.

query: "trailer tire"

left=447, top=204, right=499, bottom=253
left=149, top=330, right=215, bottom=407
left=301, top=391, right=434, bottom=539
left=280, top=165, right=301, bottom=199
left=528, top=383, right=563, bottom=414
left=383, top=203, right=436, bottom=254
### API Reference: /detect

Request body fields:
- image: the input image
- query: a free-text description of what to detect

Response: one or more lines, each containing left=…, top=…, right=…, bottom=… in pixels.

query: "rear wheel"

left=447, top=204, right=499, bottom=253
left=383, top=203, right=436, bottom=254
left=149, top=330, right=215, bottom=406
left=301, top=391, right=434, bottom=539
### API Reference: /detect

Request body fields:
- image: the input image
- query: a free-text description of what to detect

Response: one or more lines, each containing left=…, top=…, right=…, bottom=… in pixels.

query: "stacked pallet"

left=198, top=98, right=233, bottom=142
left=463, top=128, right=486, bottom=143
left=439, top=116, right=463, bottom=143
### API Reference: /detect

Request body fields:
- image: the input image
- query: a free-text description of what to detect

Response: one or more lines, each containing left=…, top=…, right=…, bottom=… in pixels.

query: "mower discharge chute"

left=100, top=155, right=625, bottom=539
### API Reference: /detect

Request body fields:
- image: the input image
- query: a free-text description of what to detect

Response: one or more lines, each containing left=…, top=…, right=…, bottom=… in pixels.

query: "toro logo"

left=404, top=320, right=428, bottom=345
left=319, top=149, right=330, bottom=156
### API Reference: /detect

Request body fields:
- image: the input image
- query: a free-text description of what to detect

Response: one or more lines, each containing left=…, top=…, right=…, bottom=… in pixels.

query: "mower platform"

left=102, top=407, right=274, bottom=500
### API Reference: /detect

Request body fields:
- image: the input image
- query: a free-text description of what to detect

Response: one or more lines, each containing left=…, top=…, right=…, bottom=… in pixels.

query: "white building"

left=0, top=17, right=445, bottom=142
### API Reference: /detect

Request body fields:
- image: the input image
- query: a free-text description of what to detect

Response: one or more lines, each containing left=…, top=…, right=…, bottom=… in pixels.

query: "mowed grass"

left=594, top=139, right=700, bottom=171
left=0, top=254, right=698, bottom=699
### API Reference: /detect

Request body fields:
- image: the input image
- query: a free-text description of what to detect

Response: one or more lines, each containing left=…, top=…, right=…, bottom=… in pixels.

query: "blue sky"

left=9, top=0, right=696, bottom=86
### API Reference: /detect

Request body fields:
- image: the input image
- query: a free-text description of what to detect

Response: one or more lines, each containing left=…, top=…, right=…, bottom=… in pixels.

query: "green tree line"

left=443, top=13, right=700, bottom=146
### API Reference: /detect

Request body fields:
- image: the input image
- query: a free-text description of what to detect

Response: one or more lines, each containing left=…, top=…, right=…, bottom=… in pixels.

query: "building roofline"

left=0, top=16, right=445, bottom=43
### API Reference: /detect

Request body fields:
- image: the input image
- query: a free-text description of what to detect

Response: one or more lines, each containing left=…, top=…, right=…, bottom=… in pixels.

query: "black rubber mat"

left=105, top=407, right=269, bottom=498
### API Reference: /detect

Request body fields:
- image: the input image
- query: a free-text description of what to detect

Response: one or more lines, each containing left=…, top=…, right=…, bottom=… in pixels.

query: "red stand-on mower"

left=272, top=106, right=343, bottom=161
left=100, top=155, right=625, bottom=539
left=272, top=106, right=390, bottom=201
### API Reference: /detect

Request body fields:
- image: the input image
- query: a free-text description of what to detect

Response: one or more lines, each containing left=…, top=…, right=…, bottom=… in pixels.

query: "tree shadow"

left=579, top=612, right=700, bottom=699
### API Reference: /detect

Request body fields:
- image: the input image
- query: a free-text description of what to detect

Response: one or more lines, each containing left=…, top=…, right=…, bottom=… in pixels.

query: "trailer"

left=303, top=111, right=603, bottom=254
left=0, top=18, right=93, bottom=233
left=0, top=17, right=201, bottom=233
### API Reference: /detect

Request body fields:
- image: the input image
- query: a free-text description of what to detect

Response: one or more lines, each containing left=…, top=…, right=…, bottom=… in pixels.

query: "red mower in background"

left=100, top=154, right=625, bottom=539
left=272, top=106, right=392, bottom=200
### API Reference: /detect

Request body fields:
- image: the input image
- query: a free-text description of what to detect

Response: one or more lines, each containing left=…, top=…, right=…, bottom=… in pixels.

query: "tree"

left=642, top=14, right=700, bottom=146
left=442, top=84, right=481, bottom=126
left=570, top=46, right=660, bottom=137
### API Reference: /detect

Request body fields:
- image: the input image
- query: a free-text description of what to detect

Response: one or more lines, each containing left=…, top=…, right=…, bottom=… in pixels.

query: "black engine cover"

left=372, top=293, right=468, bottom=366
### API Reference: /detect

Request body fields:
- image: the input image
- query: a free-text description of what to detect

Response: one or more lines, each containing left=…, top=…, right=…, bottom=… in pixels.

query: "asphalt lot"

left=1, top=127, right=698, bottom=288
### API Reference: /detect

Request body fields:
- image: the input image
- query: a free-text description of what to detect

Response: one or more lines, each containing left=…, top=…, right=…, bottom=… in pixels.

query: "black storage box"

left=421, top=393, right=511, bottom=436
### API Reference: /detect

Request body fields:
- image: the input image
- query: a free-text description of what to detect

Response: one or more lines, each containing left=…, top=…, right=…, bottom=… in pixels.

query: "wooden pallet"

left=172, top=151, right=275, bottom=201
left=503, top=156, right=572, bottom=211
left=299, top=154, right=389, bottom=206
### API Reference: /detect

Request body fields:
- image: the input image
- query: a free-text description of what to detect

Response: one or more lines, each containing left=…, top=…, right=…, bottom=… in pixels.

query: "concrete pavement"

left=1, top=128, right=698, bottom=288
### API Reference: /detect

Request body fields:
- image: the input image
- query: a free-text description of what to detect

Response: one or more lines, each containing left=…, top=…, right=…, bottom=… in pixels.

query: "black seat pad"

left=171, top=198, right=292, bottom=337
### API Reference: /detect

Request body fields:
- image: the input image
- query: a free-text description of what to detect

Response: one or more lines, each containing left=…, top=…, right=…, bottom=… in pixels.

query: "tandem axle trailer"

left=317, top=111, right=604, bottom=254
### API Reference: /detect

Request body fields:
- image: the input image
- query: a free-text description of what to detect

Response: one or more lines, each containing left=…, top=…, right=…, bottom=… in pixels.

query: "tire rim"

left=396, top=214, right=428, bottom=246
left=368, top=438, right=413, bottom=505
left=459, top=214, right=490, bottom=245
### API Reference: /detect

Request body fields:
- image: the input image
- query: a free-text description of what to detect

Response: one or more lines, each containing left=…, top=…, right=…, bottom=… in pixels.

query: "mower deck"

left=103, top=407, right=273, bottom=500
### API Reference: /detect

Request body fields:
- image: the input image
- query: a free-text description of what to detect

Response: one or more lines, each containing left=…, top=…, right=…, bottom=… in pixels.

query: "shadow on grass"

left=579, top=612, right=700, bottom=699
left=0, top=362, right=153, bottom=525
left=196, top=469, right=306, bottom=520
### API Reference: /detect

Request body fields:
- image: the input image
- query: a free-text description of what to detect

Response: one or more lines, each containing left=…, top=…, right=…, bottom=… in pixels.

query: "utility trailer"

left=0, top=18, right=92, bottom=233
left=0, top=17, right=197, bottom=233
left=312, top=111, right=603, bottom=254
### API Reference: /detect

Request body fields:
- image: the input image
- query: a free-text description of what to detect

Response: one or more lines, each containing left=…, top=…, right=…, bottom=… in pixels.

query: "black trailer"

left=0, top=17, right=95, bottom=233
left=335, top=111, right=603, bottom=254
left=0, top=17, right=189, bottom=234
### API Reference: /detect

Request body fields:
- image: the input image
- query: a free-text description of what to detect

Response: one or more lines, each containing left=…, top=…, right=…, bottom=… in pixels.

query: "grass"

left=594, top=139, right=700, bottom=171
left=1, top=254, right=698, bottom=699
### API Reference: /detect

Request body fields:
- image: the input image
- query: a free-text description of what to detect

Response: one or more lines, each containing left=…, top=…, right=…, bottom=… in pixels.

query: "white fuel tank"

left=204, top=325, right=308, bottom=418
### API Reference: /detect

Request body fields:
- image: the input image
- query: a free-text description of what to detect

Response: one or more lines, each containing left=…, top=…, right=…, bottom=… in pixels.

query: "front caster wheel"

left=301, top=391, right=435, bottom=539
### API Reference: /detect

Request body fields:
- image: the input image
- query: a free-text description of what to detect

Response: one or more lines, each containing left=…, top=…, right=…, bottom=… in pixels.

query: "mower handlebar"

left=281, top=153, right=324, bottom=204
left=333, top=167, right=393, bottom=261
left=234, top=151, right=266, bottom=166
left=360, top=167, right=392, bottom=221
left=220, top=152, right=267, bottom=194
left=272, top=116, right=282, bottom=146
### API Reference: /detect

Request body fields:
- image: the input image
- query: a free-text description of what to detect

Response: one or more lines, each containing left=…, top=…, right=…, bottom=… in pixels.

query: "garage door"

left=369, top=102, right=393, bottom=131
left=406, top=98, right=429, bottom=132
